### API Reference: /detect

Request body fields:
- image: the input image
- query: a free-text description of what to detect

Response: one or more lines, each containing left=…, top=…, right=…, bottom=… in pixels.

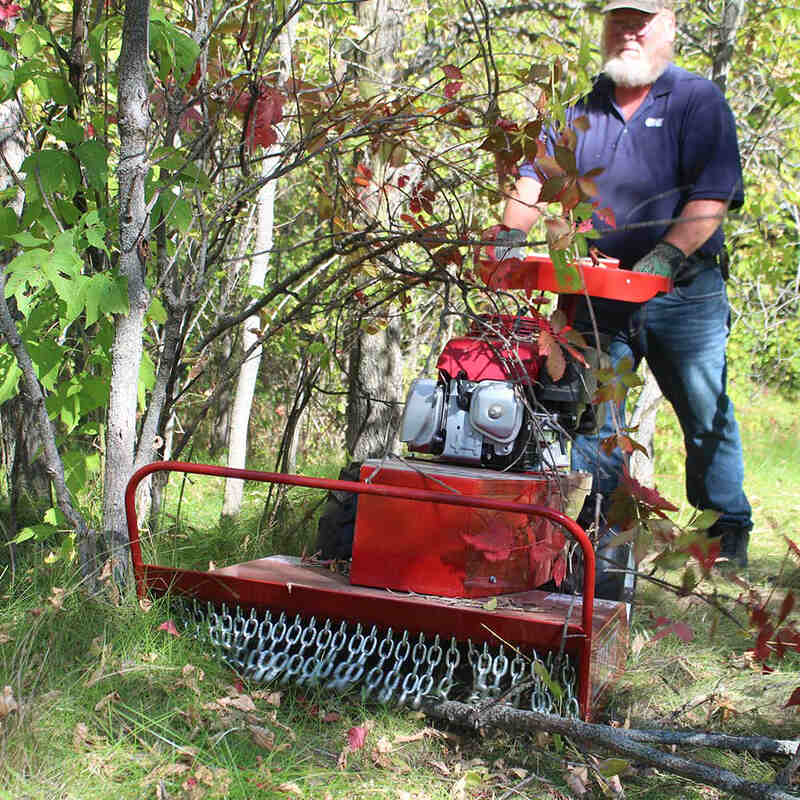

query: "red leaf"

left=158, top=620, right=180, bottom=637
left=619, top=466, right=679, bottom=513
left=786, top=536, right=800, bottom=562
left=687, top=538, right=721, bottom=574
left=444, top=81, right=463, bottom=99
left=754, top=622, right=775, bottom=662
left=347, top=724, right=368, bottom=751
left=442, top=64, right=463, bottom=80
left=784, top=687, right=800, bottom=708
left=594, top=206, right=616, bottom=228
left=0, top=1, right=21, bottom=20
left=551, top=553, right=567, bottom=587
left=778, top=592, right=795, bottom=625
left=187, top=61, right=203, bottom=89
left=460, top=520, right=516, bottom=562
left=322, top=711, right=341, bottom=723
left=650, top=620, right=693, bottom=644
left=400, top=213, right=422, bottom=231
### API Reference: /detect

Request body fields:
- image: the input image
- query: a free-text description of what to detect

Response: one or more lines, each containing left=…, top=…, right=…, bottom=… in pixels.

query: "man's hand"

left=631, top=241, right=686, bottom=278
left=494, top=227, right=527, bottom=261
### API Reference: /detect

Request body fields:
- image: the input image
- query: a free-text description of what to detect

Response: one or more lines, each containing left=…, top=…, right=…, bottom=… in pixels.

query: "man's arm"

left=662, top=199, right=728, bottom=257
left=633, top=198, right=728, bottom=277
left=502, top=176, right=543, bottom=233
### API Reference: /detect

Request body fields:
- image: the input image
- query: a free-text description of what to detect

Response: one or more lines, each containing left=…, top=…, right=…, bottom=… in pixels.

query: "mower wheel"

left=315, top=462, right=361, bottom=560
left=594, top=531, right=636, bottom=621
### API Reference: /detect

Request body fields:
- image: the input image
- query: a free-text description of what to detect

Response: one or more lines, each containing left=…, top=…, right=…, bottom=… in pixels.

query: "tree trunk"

left=346, top=321, right=403, bottom=460
left=103, top=0, right=151, bottom=583
left=712, top=0, right=746, bottom=92
left=222, top=23, right=296, bottom=518
left=344, top=0, right=406, bottom=462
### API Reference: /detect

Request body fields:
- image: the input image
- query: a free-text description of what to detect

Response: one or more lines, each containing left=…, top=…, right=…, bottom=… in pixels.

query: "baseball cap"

left=602, top=0, right=671, bottom=12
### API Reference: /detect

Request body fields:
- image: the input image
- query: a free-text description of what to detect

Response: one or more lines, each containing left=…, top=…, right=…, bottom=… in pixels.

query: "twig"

left=497, top=770, right=554, bottom=800
left=422, top=699, right=800, bottom=800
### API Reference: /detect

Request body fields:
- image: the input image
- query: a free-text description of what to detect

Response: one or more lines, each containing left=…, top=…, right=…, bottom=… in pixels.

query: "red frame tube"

left=125, top=460, right=596, bottom=715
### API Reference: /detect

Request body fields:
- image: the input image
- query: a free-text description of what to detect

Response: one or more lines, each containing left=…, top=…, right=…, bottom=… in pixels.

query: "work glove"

left=631, top=241, right=685, bottom=278
left=493, top=227, right=527, bottom=261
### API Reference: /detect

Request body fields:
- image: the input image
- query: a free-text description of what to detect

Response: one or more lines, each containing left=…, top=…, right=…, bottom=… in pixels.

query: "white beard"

left=603, top=53, right=669, bottom=88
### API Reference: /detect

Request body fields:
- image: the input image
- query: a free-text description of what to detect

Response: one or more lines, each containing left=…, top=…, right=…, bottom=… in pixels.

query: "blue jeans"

left=571, top=267, right=752, bottom=532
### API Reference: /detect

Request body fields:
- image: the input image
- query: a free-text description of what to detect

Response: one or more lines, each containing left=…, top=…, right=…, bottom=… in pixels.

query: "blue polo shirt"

left=520, top=64, right=744, bottom=268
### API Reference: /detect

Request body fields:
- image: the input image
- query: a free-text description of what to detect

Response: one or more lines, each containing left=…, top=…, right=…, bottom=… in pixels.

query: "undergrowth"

left=2, top=383, right=800, bottom=799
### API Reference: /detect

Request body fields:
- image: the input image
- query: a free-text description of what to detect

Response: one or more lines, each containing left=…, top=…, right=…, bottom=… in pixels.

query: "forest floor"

left=1, top=384, right=800, bottom=800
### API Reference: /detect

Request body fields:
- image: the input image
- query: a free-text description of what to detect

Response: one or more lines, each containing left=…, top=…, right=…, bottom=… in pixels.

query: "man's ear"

left=663, top=10, right=677, bottom=43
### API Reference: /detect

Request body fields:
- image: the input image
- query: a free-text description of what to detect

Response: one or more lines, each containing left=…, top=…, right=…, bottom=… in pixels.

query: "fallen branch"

left=422, top=700, right=800, bottom=800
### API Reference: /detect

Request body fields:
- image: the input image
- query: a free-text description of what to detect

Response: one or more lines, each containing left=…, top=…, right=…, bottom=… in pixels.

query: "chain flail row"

left=182, top=600, right=578, bottom=716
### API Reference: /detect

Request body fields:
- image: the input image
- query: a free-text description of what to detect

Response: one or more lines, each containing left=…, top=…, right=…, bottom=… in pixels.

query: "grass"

left=2, top=383, right=800, bottom=799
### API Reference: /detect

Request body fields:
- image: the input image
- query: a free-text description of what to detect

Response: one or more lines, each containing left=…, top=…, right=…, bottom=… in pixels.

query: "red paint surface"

left=350, top=461, right=566, bottom=597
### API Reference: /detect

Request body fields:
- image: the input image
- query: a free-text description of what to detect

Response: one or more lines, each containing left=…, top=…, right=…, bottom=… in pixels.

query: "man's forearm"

left=502, top=176, right=543, bottom=233
left=662, top=199, right=728, bottom=257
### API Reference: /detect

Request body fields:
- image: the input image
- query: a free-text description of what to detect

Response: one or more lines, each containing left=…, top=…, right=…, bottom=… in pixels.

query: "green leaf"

left=18, top=30, right=40, bottom=57
left=76, top=140, right=108, bottom=190
left=146, top=295, right=167, bottom=325
left=84, top=272, right=129, bottom=326
left=10, top=231, right=47, bottom=248
left=690, top=508, right=721, bottom=531
left=597, top=757, right=629, bottom=778
left=35, top=75, right=80, bottom=107
left=533, top=660, right=563, bottom=700
left=50, top=117, right=86, bottom=144
left=23, top=149, right=81, bottom=196
left=44, top=506, right=68, bottom=526
left=14, top=523, right=56, bottom=544
left=0, top=67, right=14, bottom=100
left=138, top=350, right=156, bottom=410
left=13, top=527, right=37, bottom=544
left=0, top=354, right=21, bottom=404
left=0, top=206, right=17, bottom=239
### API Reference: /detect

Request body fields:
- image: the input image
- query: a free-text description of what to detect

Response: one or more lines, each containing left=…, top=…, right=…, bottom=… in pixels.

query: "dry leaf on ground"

left=393, top=727, right=445, bottom=744
left=204, top=693, right=256, bottom=713
left=251, top=689, right=281, bottom=706
left=249, top=724, right=276, bottom=750
left=49, top=587, right=66, bottom=609
left=141, top=762, right=191, bottom=785
left=277, top=781, right=303, bottom=795
left=94, top=691, right=121, bottom=712
left=565, top=765, right=589, bottom=798
left=0, top=686, right=18, bottom=719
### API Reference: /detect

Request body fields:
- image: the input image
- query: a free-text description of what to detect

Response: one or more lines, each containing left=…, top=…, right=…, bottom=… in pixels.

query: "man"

left=499, top=0, right=752, bottom=567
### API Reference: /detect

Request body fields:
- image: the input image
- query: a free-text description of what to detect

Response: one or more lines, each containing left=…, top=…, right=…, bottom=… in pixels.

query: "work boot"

left=708, top=522, right=750, bottom=568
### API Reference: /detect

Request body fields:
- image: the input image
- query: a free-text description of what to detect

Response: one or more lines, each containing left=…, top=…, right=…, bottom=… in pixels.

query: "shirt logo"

left=645, top=117, right=664, bottom=127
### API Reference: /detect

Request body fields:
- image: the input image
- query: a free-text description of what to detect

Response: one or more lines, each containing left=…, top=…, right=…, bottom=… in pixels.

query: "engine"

left=400, top=314, right=596, bottom=471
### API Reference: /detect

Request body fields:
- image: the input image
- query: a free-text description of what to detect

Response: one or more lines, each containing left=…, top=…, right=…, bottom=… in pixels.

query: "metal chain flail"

left=182, top=600, right=578, bottom=715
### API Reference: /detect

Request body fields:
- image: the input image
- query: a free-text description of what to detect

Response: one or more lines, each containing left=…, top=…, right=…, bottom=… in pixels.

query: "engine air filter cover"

left=469, top=381, right=523, bottom=443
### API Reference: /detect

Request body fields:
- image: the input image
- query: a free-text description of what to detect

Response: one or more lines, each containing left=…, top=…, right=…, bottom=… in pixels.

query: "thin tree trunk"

left=712, top=0, right=745, bottom=92
left=0, top=89, right=51, bottom=545
left=103, top=0, right=151, bottom=584
left=629, top=365, right=663, bottom=486
left=222, top=23, right=296, bottom=518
